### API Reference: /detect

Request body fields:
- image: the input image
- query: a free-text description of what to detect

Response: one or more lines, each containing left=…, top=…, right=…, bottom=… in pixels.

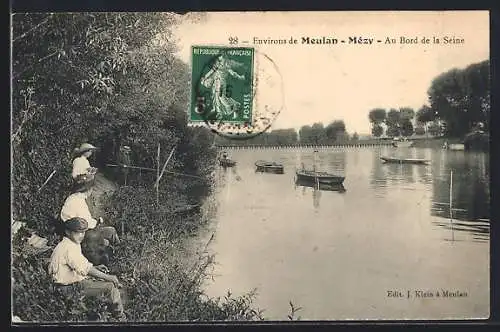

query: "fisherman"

left=72, top=143, right=99, bottom=184
left=118, top=145, right=132, bottom=185
left=48, top=217, right=127, bottom=322
left=60, top=179, right=120, bottom=265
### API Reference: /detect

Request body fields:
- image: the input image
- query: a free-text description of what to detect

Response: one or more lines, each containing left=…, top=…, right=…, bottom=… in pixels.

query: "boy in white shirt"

left=48, top=217, right=126, bottom=321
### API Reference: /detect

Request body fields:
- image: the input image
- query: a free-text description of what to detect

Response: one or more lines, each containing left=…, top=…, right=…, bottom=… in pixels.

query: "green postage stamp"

left=190, top=46, right=255, bottom=125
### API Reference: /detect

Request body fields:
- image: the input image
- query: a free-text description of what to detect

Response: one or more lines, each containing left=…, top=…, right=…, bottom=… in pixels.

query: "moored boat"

left=380, top=156, right=429, bottom=165
left=219, top=158, right=237, bottom=167
left=295, top=178, right=346, bottom=192
left=448, top=143, right=465, bottom=151
left=295, top=169, right=345, bottom=185
left=255, top=160, right=284, bottom=174
left=392, top=137, right=414, bottom=148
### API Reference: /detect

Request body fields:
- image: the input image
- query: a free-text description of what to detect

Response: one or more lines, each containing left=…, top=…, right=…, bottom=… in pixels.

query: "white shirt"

left=60, top=192, right=98, bottom=229
left=48, top=237, right=93, bottom=285
left=72, top=156, right=91, bottom=179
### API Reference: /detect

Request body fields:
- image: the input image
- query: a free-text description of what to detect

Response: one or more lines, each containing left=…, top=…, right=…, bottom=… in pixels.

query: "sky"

left=172, top=11, right=489, bottom=135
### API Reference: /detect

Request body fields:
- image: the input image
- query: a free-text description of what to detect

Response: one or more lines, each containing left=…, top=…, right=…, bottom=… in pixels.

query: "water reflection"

left=369, top=147, right=490, bottom=240
left=430, top=151, right=490, bottom=241
left=294, top=179, right=346, bottom=209
left=205, top=147, right=490, bottom=320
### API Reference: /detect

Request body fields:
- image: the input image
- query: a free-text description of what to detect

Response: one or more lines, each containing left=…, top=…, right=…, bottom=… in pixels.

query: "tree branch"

left=13, top=14, right=54, bottom=43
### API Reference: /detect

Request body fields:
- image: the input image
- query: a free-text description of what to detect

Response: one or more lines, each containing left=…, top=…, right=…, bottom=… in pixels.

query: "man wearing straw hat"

left=48, top=217, right=126, bottom=321
left=60, top=178, right=120, bottom=265
left=72, top=143, right=99, bottom=183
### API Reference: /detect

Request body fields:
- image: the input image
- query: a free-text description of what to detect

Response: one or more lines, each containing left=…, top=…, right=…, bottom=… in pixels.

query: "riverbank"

left=12, top=173, right=264, bottom=322
left=216, top=137, right=462, bottom=149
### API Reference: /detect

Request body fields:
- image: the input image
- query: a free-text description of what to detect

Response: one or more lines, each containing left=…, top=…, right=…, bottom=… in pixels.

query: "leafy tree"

left=385, top=108, right=401, bottom=127
left=298, top=125, right=313, bottom=144
left=399, top=107, right=415, bottom=121
left=416, top=104, right=435, bottom=124
left=428, top=121, right=444, bottom=137
left=414, top=126, right=426, bottom=136
left=371, top=124, right=383, bottom=137
left=400, top=119, right=414, bottom=137
left=310, top=122, right=327, bottom=144
left=325, top=120, right=346, bottom=143
left=368, top=108, right=387, bottom=124
left=351, top=132, right=359, bottom=141
left=427, top=60, right=489, bottom=137
left=386, top=125, right=400, bottom=138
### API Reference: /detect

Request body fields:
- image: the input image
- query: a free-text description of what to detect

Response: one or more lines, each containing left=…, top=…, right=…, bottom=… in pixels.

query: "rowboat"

left=219, top=158, right=236, bottom=167
left=295, top=178, right=346, bottom=192
left=445, top=143, right=465, bottom=151
left=255, top=160, right=284, bottom=174
left=380, top=156, right=429, bottom=165
left=392, top=140, right=414, bottom=148
left=295, top=169, right=345, bottom=185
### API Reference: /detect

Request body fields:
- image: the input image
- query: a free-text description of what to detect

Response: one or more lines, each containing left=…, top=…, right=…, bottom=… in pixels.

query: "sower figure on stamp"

left=60, top=179, right=120, bottom=265
left=200, top=54, right=246, bottom=120
left=48, top=217, right=127, bottom=322
left=72, top=143, right=99, bottom=184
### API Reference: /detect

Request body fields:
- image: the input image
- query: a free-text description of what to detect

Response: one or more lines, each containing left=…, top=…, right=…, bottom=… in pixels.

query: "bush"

left=100, top=182, right=263, bottom=322
left=12, top=242, right=112, bottom=322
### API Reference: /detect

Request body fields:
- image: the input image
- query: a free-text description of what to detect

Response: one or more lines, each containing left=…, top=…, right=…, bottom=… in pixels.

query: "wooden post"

left=450, top=170, right=454, bottom=241
left=156, top=143, right=160, bottom=208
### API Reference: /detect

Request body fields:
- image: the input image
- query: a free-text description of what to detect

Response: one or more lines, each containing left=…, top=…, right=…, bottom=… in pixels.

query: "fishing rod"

left=105, top=164, right=204, bottom=179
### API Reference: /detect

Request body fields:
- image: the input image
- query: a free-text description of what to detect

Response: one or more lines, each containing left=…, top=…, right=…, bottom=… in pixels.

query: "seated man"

left=60, top=179, right=120, bottom=264
left=48, top=217, right=126, bottom=321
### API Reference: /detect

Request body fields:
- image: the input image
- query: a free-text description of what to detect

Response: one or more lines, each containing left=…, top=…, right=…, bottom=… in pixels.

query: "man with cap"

left=48, top=217, right=126, bottom=321
left=60, top=178, right=120, bottom=265
left=72, top=143, right=99, bottom=183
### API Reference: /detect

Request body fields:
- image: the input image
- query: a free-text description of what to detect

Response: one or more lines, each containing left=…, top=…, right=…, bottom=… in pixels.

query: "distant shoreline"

left=215, top=137, right=463, bottom=148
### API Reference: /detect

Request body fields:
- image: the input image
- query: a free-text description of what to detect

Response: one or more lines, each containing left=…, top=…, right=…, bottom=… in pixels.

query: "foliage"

left=368, top=108, right=387, bottom=124
left=427, top=121, right=445, bottom=137
left=11, top=12, right=241, bottom=323
left=12, top=241, right=111, bottom=322
left=351, top=132, right=359, bottom=141
left=325, top=120, right=347, bottom=143
left=427, top=60, right=489, bottom=138
left=12, top=12, right=181, bottom=236
left=416, top=104, right=435, bottom=124
left=371, top=124, right=384, bottom=137
left=400, top=119, right=414, bottom=137
left=101, top=185, right=264, bottom=322
left=414, top=126, right=426, bottom=136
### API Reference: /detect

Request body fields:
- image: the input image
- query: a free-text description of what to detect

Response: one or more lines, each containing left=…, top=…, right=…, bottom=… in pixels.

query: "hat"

left=74, top=143, right=99, bottom=155
left=65, top=217, right=88, bottom=232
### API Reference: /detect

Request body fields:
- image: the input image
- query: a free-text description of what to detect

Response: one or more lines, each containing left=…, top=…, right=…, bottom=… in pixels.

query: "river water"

left=201, top=146, right=490, bottom=320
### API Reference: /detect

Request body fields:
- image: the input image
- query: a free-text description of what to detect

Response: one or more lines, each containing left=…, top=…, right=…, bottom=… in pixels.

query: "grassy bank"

left=12, top=174, right=265, bottom=322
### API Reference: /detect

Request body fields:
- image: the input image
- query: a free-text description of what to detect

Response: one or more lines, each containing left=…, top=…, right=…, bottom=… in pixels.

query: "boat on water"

left=296, top=150, right=345, bottom=185
left=295, top=178, right=346, bottom=192
left=219, top=158, right=236, bottom=167
left=296, top=169, right=345, bottom=185
left=392, top=137, right=414, bottom=148
left=380, top=156, right=429, bottom=165
left=443, top=142, right=465, bottom=151
left=255, top=160, right=284, bottom=174
left=219, top=151, right=236, bottom=167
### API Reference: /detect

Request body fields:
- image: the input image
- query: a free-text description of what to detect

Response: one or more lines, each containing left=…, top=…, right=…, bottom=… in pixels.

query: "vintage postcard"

left=11, top=11, right=490, bottom=323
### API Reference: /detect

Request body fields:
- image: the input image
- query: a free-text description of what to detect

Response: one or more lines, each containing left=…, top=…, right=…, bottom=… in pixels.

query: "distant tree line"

left=368, top=59, right=489, bottom=140
left=215, top=120, right=360, bottom=146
